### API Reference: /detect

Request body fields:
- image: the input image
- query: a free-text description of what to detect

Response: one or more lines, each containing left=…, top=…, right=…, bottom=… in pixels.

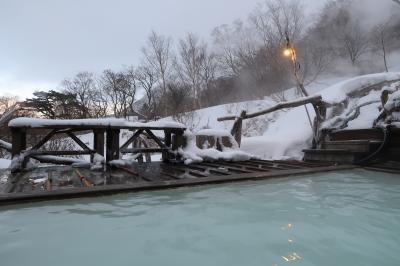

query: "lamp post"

left=283, top=34, right=324, bottom=148
left=283, top=36, right=309, bottom=97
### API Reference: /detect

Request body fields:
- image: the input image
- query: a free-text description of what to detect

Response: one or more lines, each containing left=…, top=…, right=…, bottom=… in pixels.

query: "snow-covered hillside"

left=161, top=72, right=400, bottom=160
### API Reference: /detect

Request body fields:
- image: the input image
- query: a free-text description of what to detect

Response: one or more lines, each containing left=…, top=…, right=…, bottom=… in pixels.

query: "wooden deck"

left=0, top=160, right=355, bottom=206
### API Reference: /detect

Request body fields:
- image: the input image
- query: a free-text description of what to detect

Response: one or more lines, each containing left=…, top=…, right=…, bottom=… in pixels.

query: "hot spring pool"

left=0, top=169, right=399, bottom=266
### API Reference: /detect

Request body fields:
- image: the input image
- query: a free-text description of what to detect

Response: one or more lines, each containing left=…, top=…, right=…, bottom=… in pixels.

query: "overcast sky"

left=0, top=0, right=393, bottom=99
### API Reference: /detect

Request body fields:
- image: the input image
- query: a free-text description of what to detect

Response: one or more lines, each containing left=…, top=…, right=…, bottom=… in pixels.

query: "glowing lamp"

left=283, top=48, right=292, bottom=57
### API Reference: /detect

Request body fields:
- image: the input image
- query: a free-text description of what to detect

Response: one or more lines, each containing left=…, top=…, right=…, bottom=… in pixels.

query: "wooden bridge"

left=8, top=118, right=186, bottom=169
left=0, top=160, right=354, bottom=206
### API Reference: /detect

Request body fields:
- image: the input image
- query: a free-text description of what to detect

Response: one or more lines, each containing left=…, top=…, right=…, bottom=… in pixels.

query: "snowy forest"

left=1, top=0, right=399, bottom=122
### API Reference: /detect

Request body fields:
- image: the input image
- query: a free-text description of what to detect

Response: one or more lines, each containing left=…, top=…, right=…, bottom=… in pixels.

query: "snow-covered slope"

left=161, top=72, right=400, bottom=160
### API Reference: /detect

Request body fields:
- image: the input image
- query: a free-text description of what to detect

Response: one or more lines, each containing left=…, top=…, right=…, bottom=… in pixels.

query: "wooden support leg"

left=11, top=127, right=27, bottom=171
left=11, top=128, right=27, bottom=158
left=106, top=129, right=120, bottom=163
left=230, top=110, right=246, bottom=147
left=172, top=130, right=186, bottom=161
left=163, top=130, right=172, bottom=162
left=92, top=129, right=105, bottom=162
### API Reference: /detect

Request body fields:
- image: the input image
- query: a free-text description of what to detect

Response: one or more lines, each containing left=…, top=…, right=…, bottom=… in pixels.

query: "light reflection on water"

left=0, top=169, right=400, bottom=266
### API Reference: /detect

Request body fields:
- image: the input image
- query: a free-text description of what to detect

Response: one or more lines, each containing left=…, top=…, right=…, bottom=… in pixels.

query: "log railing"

left=217, top=95, right=326, bottom=146
left=8, top=121, right=186, bottom=171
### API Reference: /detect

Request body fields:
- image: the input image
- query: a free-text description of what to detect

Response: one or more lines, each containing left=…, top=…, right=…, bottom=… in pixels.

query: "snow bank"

left=319, top=72, right=400, bottom=104
left=8, top=117, right=185, bottom=129
left=0, top=158, right=10, bottom=169
left=241, top=104, right=315, bottom=160
left=322, top=80, right=400, bottom=130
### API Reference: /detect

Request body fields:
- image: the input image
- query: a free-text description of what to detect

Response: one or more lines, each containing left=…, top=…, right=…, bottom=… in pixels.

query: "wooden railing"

left=8, top=118, right=186, bottom=171
left=217, top=95, right=326, bottom=146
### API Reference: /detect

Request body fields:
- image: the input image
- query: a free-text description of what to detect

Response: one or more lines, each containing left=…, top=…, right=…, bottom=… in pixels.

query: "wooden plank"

left=31, top=150, right=95, bottom=156
left=199, top=162, right=255, bottom=174
left=116, top=166, right=139, bottom=176
left=165, top=164, right=209, bottom=178
left=239, top=160, right=293, bottom=170
left=216, top=161, right=271, bottom=172
left=0, top=164, right=356, bottom=206
left=121, top=148, right=170, bottom=154
left=75, top=169, right=92, bottom=187
left=187, top=164, right=231, bottom=175
left=250, top=159, right=303, bottom=169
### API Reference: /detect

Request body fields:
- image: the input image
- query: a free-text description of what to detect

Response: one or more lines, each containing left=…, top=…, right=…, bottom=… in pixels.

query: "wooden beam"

left=120, top=129, right=144, bottom=151
left=93, top=129, right=105, bottom=158
left=144, top=129, right=167, bottom=149
left=67, top=132, right=91, bottom=151
left=31, top=129, right=58, bottom=150
left=218, top=95, right=323, bottom=121
left=163, top=130, right=172, bottom=162
left=106, top=128, right=120, bottom=162
left=31, top=150, right=95, bottom=156
left=11, top=127, right=26, bottom=158
left=120, top=148, right=170, bottom=154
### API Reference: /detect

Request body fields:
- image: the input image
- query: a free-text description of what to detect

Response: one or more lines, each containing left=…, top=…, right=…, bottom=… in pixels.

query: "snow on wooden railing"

left=8, top=117, right=186, bottom=129
left=217, top=95, right=323, bottom=122
left=217, top=95, right=325, bottom=147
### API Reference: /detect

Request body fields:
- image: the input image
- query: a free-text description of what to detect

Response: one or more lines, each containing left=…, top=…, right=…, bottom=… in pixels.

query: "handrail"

left=217, top=95, right=323, bottom=121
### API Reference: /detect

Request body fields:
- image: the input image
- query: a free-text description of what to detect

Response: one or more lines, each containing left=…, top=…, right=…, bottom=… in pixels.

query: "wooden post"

left=106, top=128, right=120, bottom=163
left=11, top=127, right=27, bottom=171
left=163, top=130, right=172, bottom=162
left=92, top=129, right=105, bottom=162
left=11, top=128, right=26, bottom=158
left=172, top=129, right=186, bottom=161
left=230, top=110, right=246, bottom=147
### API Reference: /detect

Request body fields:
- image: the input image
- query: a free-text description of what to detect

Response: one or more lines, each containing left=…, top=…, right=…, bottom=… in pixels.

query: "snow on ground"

left=0, top=159, right=10, bottom=169
left=318, top=72, right=400, bottom=104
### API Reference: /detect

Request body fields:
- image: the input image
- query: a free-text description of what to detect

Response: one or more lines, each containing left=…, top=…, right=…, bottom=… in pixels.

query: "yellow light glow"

left=283, top=48, right=292, bottom=57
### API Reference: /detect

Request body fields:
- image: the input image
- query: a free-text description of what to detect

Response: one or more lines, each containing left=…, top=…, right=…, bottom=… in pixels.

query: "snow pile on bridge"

left=180, top=130, right=254, bottom=164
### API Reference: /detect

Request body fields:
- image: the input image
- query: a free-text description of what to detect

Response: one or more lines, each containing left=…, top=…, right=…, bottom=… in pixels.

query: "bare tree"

left=100, top=69, right=137, bottom=118
left=250, top=0, right=303, bottom=50
left=0, top=95, right=18, bottom=116
left=212, top=22, right=248, bottom=76
left=62, top=72, right=97, bottom=118
left=371, top=21, right=392, bottom=72
left=136, top=64, right=157, bottom=119
left=142, top=31, right=172, bottom=115
left=176, top=33, right=208, bottom=109
left=340, top=21, right=369, bottom=65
